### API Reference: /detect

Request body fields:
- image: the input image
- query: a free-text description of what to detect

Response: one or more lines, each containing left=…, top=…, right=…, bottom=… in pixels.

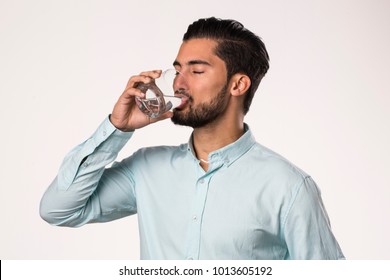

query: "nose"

left=173, top=72, right=188, bottom=93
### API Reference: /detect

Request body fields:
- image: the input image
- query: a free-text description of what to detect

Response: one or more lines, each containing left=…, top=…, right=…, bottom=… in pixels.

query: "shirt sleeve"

left=40, top=116, right=138, bottom=227
left=282, top=176, right=345, bottom=260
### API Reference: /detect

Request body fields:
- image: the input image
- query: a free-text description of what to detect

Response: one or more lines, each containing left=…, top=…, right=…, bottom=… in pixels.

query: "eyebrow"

left=173, top=59, right=212, bottom=67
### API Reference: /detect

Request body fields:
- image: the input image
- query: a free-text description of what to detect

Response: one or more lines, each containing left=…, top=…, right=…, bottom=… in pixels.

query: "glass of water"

left=135, top=69, right=183, bottom=118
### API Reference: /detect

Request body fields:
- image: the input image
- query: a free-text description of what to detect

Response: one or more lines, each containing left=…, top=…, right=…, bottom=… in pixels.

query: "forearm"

left=40, top=116, right=133, bottom=227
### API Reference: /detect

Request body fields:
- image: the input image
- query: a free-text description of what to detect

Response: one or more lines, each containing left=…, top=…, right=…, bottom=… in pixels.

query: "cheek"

left=191, top=76, right=227, bottom=102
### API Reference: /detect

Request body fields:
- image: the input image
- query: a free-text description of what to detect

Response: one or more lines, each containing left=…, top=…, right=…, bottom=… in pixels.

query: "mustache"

left=174, top=89, right=192, bottom=100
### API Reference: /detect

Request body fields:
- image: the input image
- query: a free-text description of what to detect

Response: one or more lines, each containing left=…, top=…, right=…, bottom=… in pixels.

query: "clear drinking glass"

left=135, top=69, right=183, bottom=118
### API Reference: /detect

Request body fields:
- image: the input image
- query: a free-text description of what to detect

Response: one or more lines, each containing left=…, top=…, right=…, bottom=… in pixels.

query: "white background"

left=0, top=0, right=389, bottom=259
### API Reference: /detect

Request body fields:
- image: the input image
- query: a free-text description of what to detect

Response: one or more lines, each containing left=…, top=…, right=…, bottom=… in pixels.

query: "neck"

left=192, top=115, right=244, bottom=170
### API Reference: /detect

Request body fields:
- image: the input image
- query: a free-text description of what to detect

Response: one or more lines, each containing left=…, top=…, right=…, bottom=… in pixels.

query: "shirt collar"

left=185, top=123, right=256, bottom=167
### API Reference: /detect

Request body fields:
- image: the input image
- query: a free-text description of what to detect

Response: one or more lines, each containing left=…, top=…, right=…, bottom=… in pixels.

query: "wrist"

left=108, top=114, right=134, bottom=132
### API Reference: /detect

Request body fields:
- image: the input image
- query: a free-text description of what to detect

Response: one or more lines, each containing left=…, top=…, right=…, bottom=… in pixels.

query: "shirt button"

left=103, top=131, right=107, bottom=137
left=192, top=215, right=197, bottom=221
left=199, top=179, right=205, bottom=184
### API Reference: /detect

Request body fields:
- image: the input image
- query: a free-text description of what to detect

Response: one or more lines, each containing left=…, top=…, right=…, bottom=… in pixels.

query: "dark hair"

left=183, top=17, right=269, bottom=115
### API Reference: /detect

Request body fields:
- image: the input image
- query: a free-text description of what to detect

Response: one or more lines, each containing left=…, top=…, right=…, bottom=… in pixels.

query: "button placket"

left=185, top=175, right=210, bottom=260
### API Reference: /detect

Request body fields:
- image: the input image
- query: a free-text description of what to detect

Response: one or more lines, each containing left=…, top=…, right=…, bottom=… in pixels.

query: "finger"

left=125, top=70, right=162, bottom=89
left=126, top=75, right=153, bottom=89
left=122, top=86, right=145, bottom=99
left=139, top=70, right=162, bottom=79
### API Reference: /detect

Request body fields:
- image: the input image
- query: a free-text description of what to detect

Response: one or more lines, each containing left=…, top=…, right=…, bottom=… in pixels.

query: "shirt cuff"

left=92, top=115, right=134, bottom=151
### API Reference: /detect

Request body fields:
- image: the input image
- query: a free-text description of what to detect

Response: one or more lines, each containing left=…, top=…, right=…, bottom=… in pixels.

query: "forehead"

left=174, top=38, right=224, bottom=67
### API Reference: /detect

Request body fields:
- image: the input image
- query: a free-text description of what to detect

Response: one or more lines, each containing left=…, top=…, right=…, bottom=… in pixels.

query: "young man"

left=40, top=17, right=344, bottom=260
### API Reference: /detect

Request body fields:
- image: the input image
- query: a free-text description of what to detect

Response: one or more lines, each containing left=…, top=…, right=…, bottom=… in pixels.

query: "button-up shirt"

left=40, top=117, right=344, bottom=260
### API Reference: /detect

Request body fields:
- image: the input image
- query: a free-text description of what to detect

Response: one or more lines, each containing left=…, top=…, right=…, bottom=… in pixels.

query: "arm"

left=282, top=176, right=345, bottom=259
left=40, top=117, right=137, bottom=226
left=40, top=70, right=172, bottom=227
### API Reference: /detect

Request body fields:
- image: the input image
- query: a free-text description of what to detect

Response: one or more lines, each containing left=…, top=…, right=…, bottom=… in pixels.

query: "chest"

left=135, top=164, right=288, bottom=257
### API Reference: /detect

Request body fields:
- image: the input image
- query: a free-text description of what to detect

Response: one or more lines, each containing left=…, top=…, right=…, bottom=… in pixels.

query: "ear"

left=230, top=74, right=251, bottom=97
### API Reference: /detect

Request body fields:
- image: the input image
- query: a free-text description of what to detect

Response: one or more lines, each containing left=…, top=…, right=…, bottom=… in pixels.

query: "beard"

left=171, top=84, right=228, bottom=128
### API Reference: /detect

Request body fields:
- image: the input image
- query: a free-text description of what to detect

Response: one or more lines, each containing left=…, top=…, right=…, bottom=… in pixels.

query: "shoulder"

left=135, top=143, right=188, bottom=158
left=122, top=143, right=189, bottom=168
left=247, top=142, right=309, bottom=182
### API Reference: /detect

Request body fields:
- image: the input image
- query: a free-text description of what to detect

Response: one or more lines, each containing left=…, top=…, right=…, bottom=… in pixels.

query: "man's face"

left=171, top=38, right=229, bottom=128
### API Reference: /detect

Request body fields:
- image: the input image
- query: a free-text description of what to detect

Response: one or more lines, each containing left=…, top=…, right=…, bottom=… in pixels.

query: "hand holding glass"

left=135, top=69, right=183, bottom=118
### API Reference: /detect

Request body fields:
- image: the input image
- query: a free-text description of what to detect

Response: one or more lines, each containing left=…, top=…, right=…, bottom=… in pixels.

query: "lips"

left=174, top=93, right=190, bottom=110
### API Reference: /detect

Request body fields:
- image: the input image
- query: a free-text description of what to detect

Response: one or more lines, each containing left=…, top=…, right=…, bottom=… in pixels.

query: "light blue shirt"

left=40, top=116, right=344, bottom=260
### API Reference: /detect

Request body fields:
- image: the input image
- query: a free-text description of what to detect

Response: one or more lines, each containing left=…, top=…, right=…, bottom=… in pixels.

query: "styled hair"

left=183, top=17, right=269, bottom=115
